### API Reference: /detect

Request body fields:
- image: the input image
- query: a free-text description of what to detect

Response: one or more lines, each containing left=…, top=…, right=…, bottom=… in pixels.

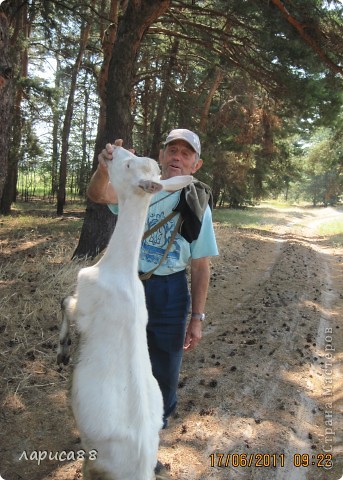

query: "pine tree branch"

left=270, top=0, right=343, bottom=76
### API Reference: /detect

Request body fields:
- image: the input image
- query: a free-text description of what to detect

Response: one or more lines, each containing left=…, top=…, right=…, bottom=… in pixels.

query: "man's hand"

left=98, top=139, right=124, bottom=172
left=184, top=317, right=202, bottom=351
left=87, top=140, right=123, bottom=204
left=88, top=139, right=136, bottom=204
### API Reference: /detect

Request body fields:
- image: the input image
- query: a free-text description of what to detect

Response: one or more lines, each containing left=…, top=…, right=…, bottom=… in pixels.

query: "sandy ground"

left=0, top=204, right=342, bottom=480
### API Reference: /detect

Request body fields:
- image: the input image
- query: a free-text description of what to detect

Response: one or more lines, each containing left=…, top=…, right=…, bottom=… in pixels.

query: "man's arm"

left=87, top=143, right=119, bottom=204
left=184, top=256, right=210, bottom=351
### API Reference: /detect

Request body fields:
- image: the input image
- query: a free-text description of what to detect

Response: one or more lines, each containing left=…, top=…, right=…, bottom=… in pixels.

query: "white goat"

left=57, top=146, right=192, bottom=480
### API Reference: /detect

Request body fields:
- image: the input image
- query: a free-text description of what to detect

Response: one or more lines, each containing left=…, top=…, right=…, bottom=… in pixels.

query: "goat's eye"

left=126, top=162, right=130, bottom=169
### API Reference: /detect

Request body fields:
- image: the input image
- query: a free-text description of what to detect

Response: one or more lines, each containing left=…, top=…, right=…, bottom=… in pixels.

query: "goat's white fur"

left=57, top=147, right=193, bottom=480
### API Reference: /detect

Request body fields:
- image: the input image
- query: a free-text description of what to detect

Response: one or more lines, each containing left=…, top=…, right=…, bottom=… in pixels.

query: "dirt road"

left=0, top=204, right=342, bottom=480
left=159, top=205, right=343, bottom=480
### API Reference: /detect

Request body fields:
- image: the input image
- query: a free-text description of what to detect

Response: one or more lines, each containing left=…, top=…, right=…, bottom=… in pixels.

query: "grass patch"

left=0, top=201, right=85, bottom=264
left=1, top=200, right=85, bottom=238
left=213, top=205, right=288, bottom=230
left=315, top=218, right=343, bottom=236
left=212, top=201, right=331, bottom=232
left=313, top=216, right=343, bottom=247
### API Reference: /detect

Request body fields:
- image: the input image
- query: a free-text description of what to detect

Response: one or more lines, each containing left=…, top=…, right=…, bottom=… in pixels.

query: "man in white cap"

left=88, top=129, right=218, bottom=431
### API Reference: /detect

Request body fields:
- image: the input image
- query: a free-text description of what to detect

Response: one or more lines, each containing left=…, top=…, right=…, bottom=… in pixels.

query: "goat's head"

left=107, top=146, right=193, bottom=196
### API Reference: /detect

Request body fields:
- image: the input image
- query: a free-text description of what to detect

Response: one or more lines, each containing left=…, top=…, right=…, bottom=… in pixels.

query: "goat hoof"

left=56, top=353, right=70, bottom=366
left=155, top=461, right=170, bottom=479
left=155, top=472, right=171, bottom=480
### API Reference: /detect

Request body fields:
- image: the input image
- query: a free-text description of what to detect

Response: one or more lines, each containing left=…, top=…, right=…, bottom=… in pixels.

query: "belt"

left=139, top=269, right=186, bottom=280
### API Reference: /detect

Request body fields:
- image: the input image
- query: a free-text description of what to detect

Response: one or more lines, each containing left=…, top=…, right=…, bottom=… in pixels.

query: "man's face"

left=159, top=140, right=203, bottom=179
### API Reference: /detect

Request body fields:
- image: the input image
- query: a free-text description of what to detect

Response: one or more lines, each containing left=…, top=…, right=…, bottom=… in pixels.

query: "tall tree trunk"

left=72, top=0, right=120, bottom=259
left=0, top=11, right=13, bottom=209
left=73, top=0, right=171, bottom=259
left=199, top=21, right=231, bottom=134
left=57, top=4, right=95, bottom=215
left=199, top=66, right=223, bottom=133
left=0, top=1, right=29, bottom=214
left=92, top=0, right=119, bottom=170
left=142, top=73, right=151, bottom=153
left=79, top=83, right=90, bottom=197
left=104, top=0, right=171, bottom=146
left=149, top=38, right=179, bottom=159
left=51, top=52, right=62, bottom=200
left=253, top=105, right=274, bottom=200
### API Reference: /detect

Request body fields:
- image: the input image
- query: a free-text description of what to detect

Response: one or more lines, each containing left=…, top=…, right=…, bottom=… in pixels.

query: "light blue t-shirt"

left=108, top=190, right=218, bottom=275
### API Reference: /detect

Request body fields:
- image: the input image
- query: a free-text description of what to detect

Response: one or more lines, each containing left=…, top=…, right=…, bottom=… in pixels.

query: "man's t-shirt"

left=108, top=190, right=218, bottom=276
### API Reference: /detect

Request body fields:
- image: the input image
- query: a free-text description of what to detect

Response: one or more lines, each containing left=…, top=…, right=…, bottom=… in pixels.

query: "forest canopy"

left=0, top=0, right=342, bottom=221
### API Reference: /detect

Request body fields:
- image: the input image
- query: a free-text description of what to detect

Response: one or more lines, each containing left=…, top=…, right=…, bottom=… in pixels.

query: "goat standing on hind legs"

left=57, top=146, right=193, bottom=480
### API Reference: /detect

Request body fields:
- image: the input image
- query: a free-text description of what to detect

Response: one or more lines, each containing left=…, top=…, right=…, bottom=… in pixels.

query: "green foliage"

left=3, top=0, right=343, bottom=211
left=286, top=117, right=343, bottom=205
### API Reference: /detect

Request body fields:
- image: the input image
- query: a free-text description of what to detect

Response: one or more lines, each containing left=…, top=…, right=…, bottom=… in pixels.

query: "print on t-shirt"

left=141, top=211, right=181, bottom=267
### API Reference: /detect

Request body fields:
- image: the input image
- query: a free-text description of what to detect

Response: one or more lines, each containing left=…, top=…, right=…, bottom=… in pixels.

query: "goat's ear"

left=138, top=180, right=163, bottom=193
left=159, top=175, right=193, bottom=191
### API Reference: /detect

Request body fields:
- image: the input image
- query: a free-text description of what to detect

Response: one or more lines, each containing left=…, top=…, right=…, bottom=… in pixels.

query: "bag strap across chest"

left=139, top=212, right=182, bottom=281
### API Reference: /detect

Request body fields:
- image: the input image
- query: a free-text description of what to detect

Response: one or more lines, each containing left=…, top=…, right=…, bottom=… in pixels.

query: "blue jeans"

left=142, top=270, right=190, bottom=426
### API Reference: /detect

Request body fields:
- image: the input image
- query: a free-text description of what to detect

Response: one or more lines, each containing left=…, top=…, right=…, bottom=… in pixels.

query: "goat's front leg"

left=56, top=296, right=76, bottom=366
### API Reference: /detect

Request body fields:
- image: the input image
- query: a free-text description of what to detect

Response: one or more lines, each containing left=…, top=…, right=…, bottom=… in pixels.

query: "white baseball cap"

left=164, top=129, right=201, bottom=156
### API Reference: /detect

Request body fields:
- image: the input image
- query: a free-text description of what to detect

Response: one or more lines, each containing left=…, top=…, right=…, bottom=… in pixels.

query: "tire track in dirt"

left=230, top=212, right=342, bottom=480
left=222, top=236, right=323, bottom=480
left=245, top=234, right=328, bottom=480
